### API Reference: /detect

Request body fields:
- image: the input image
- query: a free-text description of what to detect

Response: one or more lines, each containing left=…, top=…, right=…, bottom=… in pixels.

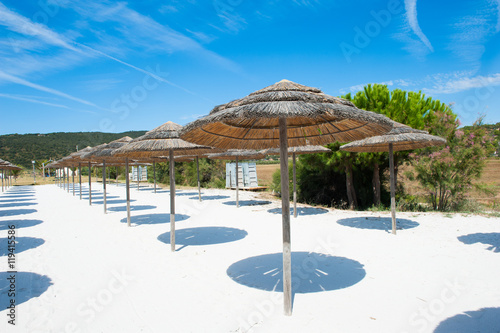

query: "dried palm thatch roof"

left=94, top=161, right=152, bottom=167
left=208, top=149, right=266, bottom=160
left=263, top=145, right=331, bottom=156
left=113, top=121, right=214, bottom=158
left=0, top=163, right=21, bottom=170
left=340, top=122, right=446, bottom=152
left=81, top=136, right=133, bottom=162
left=181, top=79, right=393, bottom=149
left=150, top=155, right=197, bottom=162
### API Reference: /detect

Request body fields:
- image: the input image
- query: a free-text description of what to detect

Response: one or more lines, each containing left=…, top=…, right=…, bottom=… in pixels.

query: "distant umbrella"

left=81, top=137, right=133, bottom=214
left=341, top=122, right=446, bottom=234
left=181, top=79, right=393, bottom=315
left=263, top=145, right=331, bottom=217
left=113, top=121, right=213, bottom=252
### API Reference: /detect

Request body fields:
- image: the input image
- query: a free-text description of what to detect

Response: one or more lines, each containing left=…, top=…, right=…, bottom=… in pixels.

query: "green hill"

left=0, top=131, right=147, bottom=168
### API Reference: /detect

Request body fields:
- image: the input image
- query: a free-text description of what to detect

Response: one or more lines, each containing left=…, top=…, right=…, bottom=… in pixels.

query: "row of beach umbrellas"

left=45, top=79, right=446, bottom=315
left=0, top=159, right=22, bottom=192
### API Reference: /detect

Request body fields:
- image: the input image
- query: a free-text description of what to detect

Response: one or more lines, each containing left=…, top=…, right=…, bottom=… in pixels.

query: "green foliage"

left=342, top=84, right=455, bottom=130
left=409, top=114, right=495, bottom=211
left=0, top=131, right=146, bottom=168
left=269, top=163, right=293, bottom=198
left=145, top=158, right=226, bottom=189
left=269, top=145, right=389, bottom=209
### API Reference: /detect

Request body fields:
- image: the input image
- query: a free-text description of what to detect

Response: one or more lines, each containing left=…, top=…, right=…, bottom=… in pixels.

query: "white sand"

left=1, top=183, right=499, bottom=333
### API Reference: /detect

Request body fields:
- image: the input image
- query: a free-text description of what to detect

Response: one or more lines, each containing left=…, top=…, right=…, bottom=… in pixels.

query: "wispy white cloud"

left=0, top=93, right=70, bottom=109
left=81, top=78, right=123, bottom=92
left=341, top=79, right=414, bottom=94
left=61, top=1, right=242, bottom=73
left=423, top=72, right=500, bottom=94
left=0, top=70, right=102, bottom=109
left=159, top=5, right=179, bottom=14
left=447, top=2, right=499, bottom=68
left=0, top=1, right=227, bottom=102
left=0, top=2, right=78, bottom=52
left=341, top=71, right=500, bottom=97
left=496, top=0, right=500, bottom=32
left=404, top=0, right=433, bottom=52
left=393, top=0, right=433, bottom=58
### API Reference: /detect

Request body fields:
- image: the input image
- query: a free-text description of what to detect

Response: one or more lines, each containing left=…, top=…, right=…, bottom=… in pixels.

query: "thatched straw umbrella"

left=82, top=137, right=132, bottom=214
left=0, top=160, right=20, bottom=190
left=4, top=164, right=21, bottom=188
left=181, top=79, right=393, bottom=315
left=0, top=159, right=8, bottom=192
left=58, top=147, right=94, bottom=201
left=263, top=145, right=331, bottom=217
left=341, top=122, right=446, bottom=234
left=60, top=155, right=85, bottom=194
left=113, top=121, right=212, bottom=251
left=208, top=149, right=266, bottom=207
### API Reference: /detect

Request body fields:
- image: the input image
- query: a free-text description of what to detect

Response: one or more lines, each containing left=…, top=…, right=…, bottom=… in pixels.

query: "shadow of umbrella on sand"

left=158, top=226, right=248, bottom=251
left=181, top=79, right=393, bottom=315
left=0, top=272, right=52, bottom=310
left=434, top=307, right=500, bottom=333
left=337, top=216, right=419, bottom=231
left=227, top=252, right=366, bottom=294
left=458, top=233, right=500, bottom=253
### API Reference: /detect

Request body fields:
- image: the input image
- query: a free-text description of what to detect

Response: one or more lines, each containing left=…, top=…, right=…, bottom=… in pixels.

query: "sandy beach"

left=1, top=183, right=499, bottom=332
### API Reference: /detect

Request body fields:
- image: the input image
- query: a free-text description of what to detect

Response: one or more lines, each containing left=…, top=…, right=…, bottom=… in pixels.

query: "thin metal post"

left=88, top=162, right=92, bottom=206
left=279, top=117, right=292, bottom=316
left=293, top=152, right=297, bottom=218
left=235, top=156, right=239, bottom=208
left=79, top=163, right=82, bottom=200
left=153, top=162, right=157, bottom=193
left=169, top=149, right=176, bottom=252
left=72, top=167, right=75, bottom=196
left=137, top=165, right=140, bottom=191
left=103, top=160, right=107, bottom=214
left=66, top=168, right=70, bottom=193
left=196, top=156, right=201, bottom=201
left=126, top=158, right=131, bottom=227
left=389, top=143, right=396, bottom=235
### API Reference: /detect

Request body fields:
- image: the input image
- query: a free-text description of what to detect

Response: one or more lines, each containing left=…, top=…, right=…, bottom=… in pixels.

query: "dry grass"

left=400, top=158, right=500, bottom=207
left=257, top=164, right=280, bottom=186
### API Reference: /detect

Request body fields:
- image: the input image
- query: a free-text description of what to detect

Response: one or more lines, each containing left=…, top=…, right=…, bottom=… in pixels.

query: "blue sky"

left=0, top=0, right=499, bottom=135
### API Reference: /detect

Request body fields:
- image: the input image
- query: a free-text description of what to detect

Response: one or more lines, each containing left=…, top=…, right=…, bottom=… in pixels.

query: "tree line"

left=0, top=131, right=146, bottom=168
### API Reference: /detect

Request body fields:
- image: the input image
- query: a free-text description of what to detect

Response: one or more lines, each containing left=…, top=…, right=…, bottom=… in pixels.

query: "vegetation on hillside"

left=0, top=131, right=146, bottom=168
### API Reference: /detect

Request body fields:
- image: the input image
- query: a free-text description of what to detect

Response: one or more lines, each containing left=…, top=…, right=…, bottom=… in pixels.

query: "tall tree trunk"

left=372, top=162, right=381, bottom=206
left=345, top=164, right=358, bottom=210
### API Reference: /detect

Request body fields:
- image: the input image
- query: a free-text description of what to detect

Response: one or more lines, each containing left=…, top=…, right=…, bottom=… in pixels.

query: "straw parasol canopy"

left=113, top=122, right=213, bottom=159
left=339, top=122, right=443, bottom=153
left=208, top=149, right=266, bottom=160
left=181, top=79, right=394, bottom=316
left=263, top=145, right=331, bottom=156
left=113, top=121, right=215, bottom=250
left=181, top=79, right=393, bottom=149
left=81, top=137, right=133, bottom=162
left=341, top=122, right=446, bottom=235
